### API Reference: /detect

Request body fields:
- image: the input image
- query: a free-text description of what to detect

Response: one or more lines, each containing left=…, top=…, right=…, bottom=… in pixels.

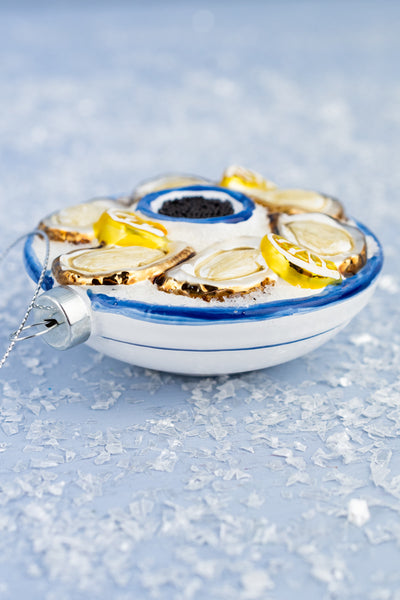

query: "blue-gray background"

left=0, top=2, right=399, bottom=599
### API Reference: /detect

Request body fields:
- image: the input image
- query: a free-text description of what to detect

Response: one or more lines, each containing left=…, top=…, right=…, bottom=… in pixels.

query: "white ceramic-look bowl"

left=24, top=222, right=383, bottom=375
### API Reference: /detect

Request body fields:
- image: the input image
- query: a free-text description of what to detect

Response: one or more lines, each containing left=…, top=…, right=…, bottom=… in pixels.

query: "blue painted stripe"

left=23, top=235, right=54, bottom=290
left=100, top=324, right=340, bottom=352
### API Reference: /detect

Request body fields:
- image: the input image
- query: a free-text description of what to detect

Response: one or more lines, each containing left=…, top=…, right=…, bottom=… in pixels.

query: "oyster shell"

left=270, top=212, right=366, bottom=276
left=132, top=173, right=213, bottom=201
left=155, top=236, right=276, bottom=301
left=39, top=198, right=116, bottom=244
left=52, top=242, right=194, bottom=286
left=256, top=189, right=344, bottom=218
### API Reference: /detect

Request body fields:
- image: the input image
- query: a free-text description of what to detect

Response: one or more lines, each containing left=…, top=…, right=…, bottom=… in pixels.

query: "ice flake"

left=252, top=520, right=278, bottom=545
left=105, top=436, right=124, bottom=455
left=129, top=497, right=154, bottom=520
left=215, top=442, right=232, bottom=460
left=286, top=472, right=311, bottom=486
left=244, top=492, right=265, bottom=509
left=91, top=389, right=121, bottom=410
left=222, top=468, right=251, bottom=481
left=370, top=448, right=392, bottom=486
left=338, top=376, right=351, bottom=387
left=310, top=448, right=331, bottom=467
left=22, top=357, right=39, bottom=369
left=58, top=387, right=84, bottom=403
left=241, top=569, right=274, bottom=598
left=25, top=402, right=42, bottom=416
left=206, top=418, right=228, bottom=441
left=186, top=471, right=214, bottom=491
left=1, top=381, right=21, bottom=400
left=350, top=332, right=378, bottom=346
left=0, top=513, right=16, bottom=533
left=194, top=559, right=217, bottom=579
left=40, top=399, right=57, bottom=412
left=31, top=452, right=64, bottom=468
left=365, top=526, right=393, bottom=545
left=272, top=448, right=292, bottom=458
left=65, top=449, right=76, bottom=463
left=378, top=274, right=399, bottom=294
left=150, top=449, right=177, bottom=472
left=286, top=455, right=306, bottom=470
left=311, top=557, right=346, bottom=586
left=240, top=446, right=255, bottom=453
left=381, top=473, right=400, bottom=499
left=347, top=498, right=371, bottom=526
left=299, top=547, right=348, bottom=592
left=94, top=451, right=111, bottom=465
left=302, top=509, right=317, bottom=520
left=76, top=471, right=103, bottom=497
left=106, top=553, right=132, bottom=587
left=161, top=502, right=207, bottom=537
left=323, top=470, right=364, bottom=495
left=214, top=380, right=237, bottom=401
left=294, top=441, right=307, bottom=452
left=47, top=481, right=65, bottom=496
left=325, top=431, right=357, bottom=463
left=80, top=449, right=97, bottom=460
left=140, top=564, right=185, bottom=597
left=23, top=502, right=50, bottom=522
left=1, top=422, right=19, bottom=436
left=149, top=417, right=177, bottom=436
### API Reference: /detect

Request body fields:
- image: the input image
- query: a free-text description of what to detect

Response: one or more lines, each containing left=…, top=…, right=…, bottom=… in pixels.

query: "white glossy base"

left=84, top=282, right=376, bottom=374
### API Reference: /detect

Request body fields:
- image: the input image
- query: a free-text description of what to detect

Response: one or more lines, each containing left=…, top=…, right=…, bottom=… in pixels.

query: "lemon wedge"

left=94, top=208, right=169, bottom=250
left=260, top=233, right=342, bottom=289
left=219, top=165, right=276, bottom=196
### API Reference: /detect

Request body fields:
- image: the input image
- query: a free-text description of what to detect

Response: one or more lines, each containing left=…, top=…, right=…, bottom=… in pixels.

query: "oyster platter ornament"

left=21, top=165, right=383, bottom=375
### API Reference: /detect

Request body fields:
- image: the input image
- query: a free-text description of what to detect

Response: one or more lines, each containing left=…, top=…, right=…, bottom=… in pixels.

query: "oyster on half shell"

left=219, top=166, right=343, bottom=218
left=155, top=236, right=276, bottom=301
left=256, top=189, right=344, bottom=219
left=39, top=198, right=116, bottom=244
left=132, top=173, right=213, bottom=202
left=52, top=242, right=194, bottom=286
left=270, top=212, right=367, bottom=276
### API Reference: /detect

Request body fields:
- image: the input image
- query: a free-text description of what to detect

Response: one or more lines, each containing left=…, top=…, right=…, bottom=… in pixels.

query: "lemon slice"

left=260, top=233, right=342, bottom=289
left=94, top=208, right=169, bottom=249
left=219, top=165, right=276, bottom=195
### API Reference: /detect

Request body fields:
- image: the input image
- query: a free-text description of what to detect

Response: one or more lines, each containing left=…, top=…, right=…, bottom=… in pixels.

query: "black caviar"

left=158, top=196, right=234, bottom=219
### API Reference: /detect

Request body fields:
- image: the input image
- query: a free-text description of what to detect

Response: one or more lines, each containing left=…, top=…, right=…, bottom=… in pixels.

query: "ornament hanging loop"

left=0, top=229, right=51, bottom=370
left=1, top=231, right=92, bottom=370
left=9, top=318, right=58, bottom=342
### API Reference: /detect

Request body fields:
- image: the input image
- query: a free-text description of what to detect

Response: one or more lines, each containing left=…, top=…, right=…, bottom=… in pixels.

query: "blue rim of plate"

left=136, top=185, right=255, bottom=224
left=24, top=220, right=383, bottom=325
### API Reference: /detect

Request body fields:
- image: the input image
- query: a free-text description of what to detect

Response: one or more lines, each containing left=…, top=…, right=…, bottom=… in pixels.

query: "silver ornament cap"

left=33, top=286, right=91, bottom=351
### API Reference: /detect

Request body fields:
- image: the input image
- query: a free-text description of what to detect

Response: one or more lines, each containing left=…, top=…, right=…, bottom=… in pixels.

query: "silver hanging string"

left=0, top=230, right=50, bottom=370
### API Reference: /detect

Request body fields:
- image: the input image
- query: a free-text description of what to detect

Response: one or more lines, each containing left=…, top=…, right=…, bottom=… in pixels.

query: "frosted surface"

left=0, top=1, right=399, bottom=599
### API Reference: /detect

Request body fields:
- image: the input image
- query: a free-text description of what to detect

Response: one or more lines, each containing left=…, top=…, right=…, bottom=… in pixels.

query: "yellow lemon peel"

left=94, top=209, right=169, bottom=250
left=219, top=165, right=276, bottom=195
left=260, top=233, right=342, bottom=289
